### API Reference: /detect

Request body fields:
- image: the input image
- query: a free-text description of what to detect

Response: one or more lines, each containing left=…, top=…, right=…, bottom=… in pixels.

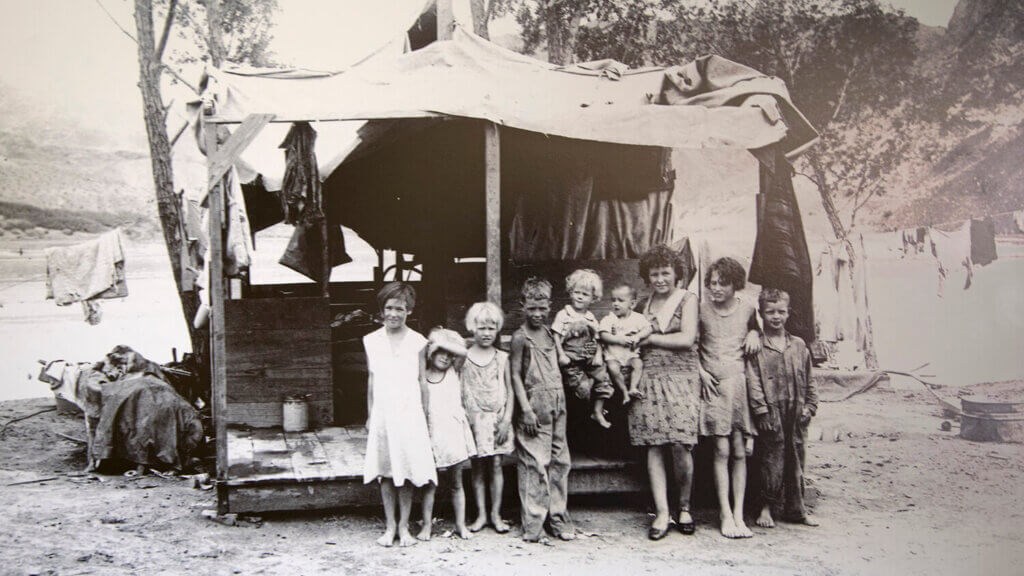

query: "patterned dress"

left=698, top=295, right=756, bottom=437
left=461, top=350, right=515, bottom=457
left=425, top=369, right=478, bottom=469
left=627, top=290, right=701, bottom=447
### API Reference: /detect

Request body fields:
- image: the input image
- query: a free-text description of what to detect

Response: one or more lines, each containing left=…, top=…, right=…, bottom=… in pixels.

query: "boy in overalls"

left=510, top=277, right=576, bottom=543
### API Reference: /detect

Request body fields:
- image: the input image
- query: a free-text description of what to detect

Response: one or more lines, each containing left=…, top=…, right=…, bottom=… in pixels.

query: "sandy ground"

left=1, top=233, right=1022, bottom=575
left=1, top=381, right=1023, bottom=576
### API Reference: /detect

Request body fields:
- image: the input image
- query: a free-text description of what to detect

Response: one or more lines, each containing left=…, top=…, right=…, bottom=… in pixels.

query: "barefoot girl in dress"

left=419, top=328, right=478, bottom=541
left=698, top=257, right=762, bottom=538
left=362, top=282, right=437, bottom=547
left=461, top=302, right=515, bottom=533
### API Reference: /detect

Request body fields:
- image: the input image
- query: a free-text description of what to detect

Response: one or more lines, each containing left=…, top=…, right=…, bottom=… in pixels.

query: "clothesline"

left=888, top=206, right=1024, bottom=234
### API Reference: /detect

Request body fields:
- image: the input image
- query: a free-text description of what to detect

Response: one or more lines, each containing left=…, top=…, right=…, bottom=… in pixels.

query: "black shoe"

left=648, top=524, right=669, bottom=540
left=677, top=521, right=695, bottom=535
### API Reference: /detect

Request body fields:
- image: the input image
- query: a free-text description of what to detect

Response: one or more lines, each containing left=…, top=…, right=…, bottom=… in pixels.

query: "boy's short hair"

left=465, top=301, right=505, bottom=333
left=639, top=244, right=690, bottom=285
left=521, top=277, right=552, bottom=301
left=758, top=287, right=791, bottom=311
left=611, top=283, right=636, bottom=300
left=565, top=269, right=603, bottom=301
left=377, top=281, right=416, bottom=311
left=705, top=257, right=747, bottom=291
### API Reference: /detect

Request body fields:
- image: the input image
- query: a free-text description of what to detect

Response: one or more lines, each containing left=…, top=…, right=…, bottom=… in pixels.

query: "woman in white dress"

left=363, top=282, right=437, bottom=547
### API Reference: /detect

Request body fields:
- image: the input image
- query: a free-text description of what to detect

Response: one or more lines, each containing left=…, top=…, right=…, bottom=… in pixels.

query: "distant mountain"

left=870, top=0, right=1024, bottom=230
left=0, top=81, right=159, bottom=238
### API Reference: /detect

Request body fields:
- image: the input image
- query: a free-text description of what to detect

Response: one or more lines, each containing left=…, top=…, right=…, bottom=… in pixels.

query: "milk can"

left=282, top=394, right=310, bottom=432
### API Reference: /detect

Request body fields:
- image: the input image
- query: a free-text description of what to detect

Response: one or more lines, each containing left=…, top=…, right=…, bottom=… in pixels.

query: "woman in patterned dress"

left=628, top=245, right=701, bottom=539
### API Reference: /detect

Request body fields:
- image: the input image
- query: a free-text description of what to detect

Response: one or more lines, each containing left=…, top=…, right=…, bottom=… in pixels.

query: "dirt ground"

left=2, top=381, right=1023, bottom=576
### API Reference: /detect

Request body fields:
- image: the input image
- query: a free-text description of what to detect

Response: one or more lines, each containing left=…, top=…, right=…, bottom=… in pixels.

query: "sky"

left=0, top=0, right=962, bottom=149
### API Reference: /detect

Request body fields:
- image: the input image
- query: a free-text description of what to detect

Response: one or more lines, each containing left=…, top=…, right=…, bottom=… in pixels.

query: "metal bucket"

left=282, top=395, right=310, bottom=433
left=960, top=396, right=1024, bottom=443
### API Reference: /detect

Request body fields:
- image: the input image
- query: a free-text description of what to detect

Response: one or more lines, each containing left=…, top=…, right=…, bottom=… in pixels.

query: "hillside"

left=0, top=84, right=160, bottom=239
left=864, top=0, right=1024, bottom=230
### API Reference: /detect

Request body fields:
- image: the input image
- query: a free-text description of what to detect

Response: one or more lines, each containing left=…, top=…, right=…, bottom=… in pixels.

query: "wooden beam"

left=437, top=0, right=454, bottom=41
left=207, top=113, right=275, bottom=191
left=205, top=122, right=229, bottom=514
left=484, top=122, right=501, bottom=305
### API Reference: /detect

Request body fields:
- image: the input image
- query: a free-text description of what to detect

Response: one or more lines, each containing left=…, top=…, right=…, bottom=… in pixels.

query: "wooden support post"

left=437, top=0, right=454, bottom=41
left=484, top=122, right=501, bottom=305
left=205, top=122, right=229, bottom=514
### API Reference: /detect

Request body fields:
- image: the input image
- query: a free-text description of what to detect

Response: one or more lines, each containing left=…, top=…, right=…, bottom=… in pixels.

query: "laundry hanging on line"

left=44, top=228, right=127, bottom=324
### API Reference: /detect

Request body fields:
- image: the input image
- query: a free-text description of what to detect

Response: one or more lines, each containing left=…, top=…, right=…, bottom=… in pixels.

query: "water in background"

left=1, top=231, right=1021, bottom=402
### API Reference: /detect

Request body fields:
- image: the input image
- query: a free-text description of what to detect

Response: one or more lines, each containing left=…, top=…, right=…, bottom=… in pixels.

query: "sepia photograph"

left=0, top=0, right=1021, bottom=574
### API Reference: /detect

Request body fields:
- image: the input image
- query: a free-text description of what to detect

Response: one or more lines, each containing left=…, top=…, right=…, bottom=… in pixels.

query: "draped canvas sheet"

left=749, top=150, right=814, bottom=344
left=507, top=133, right=674, bottom=262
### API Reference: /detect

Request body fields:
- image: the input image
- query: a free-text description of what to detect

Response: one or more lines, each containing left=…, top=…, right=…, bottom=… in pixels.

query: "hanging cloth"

left=970, top=217, right=997, bottom=267
left=45, top=229, right=128, bottom=324
left=748, top=149, right=814, bottom=344
left=929, top=222, right=973, bottom=296
left=277, top=122, right=352, bottom=281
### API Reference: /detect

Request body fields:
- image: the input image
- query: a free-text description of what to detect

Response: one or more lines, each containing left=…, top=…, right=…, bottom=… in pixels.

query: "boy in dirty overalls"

left=748, top=288, right=820, bottom=528
left=509, top=277, right=576, bottom=543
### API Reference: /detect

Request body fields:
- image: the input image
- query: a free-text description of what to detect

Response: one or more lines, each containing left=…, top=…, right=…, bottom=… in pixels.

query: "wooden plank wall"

left=224, top=297, right=333, bottom=428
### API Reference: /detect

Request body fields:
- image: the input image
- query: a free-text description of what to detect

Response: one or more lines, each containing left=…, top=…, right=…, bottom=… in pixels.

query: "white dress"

left=362, top=327, right=437, bottom=487
left=425, top=369, right=477, bottom=469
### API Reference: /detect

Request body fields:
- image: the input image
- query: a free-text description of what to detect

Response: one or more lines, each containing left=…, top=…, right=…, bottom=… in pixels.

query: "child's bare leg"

left=730, top=431, right=752, bottom=538
left=606, top=359, right=629, bottom=403
left=377, top=478, right=397, bottom=547
left=628, top=358, right=644, bottom=398
left=417, top=481, right=436, bottom=541
left=468, top=458, right=488, bottom=531
left=592, top=397, right=612, bottom=428
left=489, top=456, right=509, bottom=533
left=712, top=436, right=740, bottom=538
left=397, top=483, right=417, bottom=547
left=452, top=466, right=472, bottom=539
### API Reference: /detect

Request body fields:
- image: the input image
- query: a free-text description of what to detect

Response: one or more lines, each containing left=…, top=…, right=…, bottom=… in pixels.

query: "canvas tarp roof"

left=194, top=26, right=817, bottom=191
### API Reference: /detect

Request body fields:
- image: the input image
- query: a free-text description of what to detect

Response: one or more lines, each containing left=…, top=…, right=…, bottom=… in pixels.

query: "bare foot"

left=523, top=535, right=551, bottom=544
left=376, top=528, right=396, bottom=547
left=554, top=529, right=576, bottom=541
left=628, top=388, right=644, bottom=400
left=416, top=524, right=432, bottom=541
left=799, top=515, right=820, bottom=527
left=720, top=514, right=740, bottom=538
left=398, top=527, right=418, bottom=547
left=733, top=516, right=753, bottom=538
left=618, top=388, right=631, bottom=405
left=492, top=516, right=510, bottom=534
left=456, top=525, right=473, bottom=539
left=592, top=411, right=612, bottom=429
left=756, top=507, right=775, bottom=528
left=678, top=510, right=693, bottom=525
left=468, top=516, right=487, bottom=532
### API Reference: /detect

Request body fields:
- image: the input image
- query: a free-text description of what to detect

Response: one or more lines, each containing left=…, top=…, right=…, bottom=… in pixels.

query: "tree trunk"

left=543, top=1, right=578, bottom=65
left=469, top=0, right=489, bottom=39
left=205, top=0, right=224, bottom=68
left=134, top=0, right=207, bottom=370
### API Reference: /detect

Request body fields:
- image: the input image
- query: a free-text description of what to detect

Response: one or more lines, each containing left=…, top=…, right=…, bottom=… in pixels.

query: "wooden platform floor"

left=223, top=426, right=644, bottom=513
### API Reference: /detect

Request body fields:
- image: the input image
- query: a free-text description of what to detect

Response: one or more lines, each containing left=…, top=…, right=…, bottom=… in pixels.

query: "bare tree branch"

left=155, top=0, right=178, bottom=62
left=93, top=0, right=198, bottom=94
